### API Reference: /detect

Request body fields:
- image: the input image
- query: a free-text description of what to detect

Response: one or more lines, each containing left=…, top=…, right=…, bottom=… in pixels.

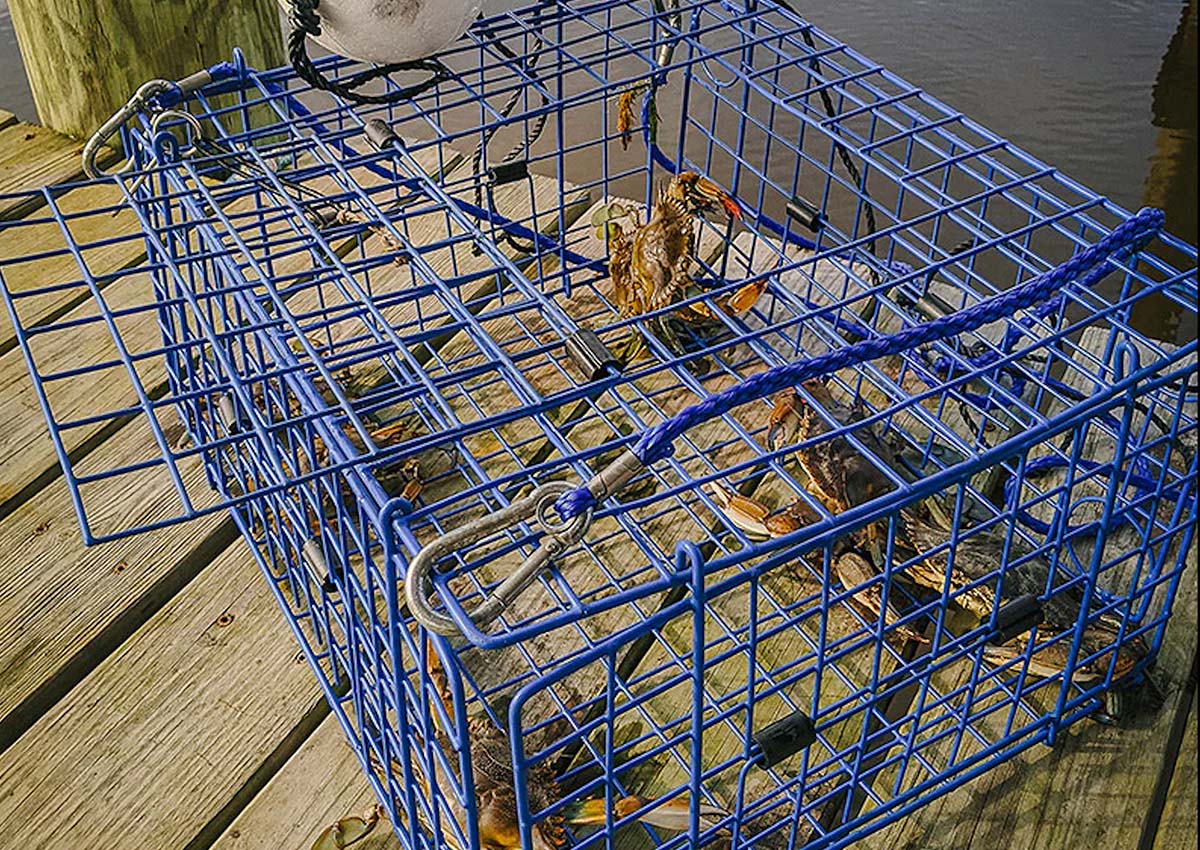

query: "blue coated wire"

left=556, top=207, right=1165, bottom=521
left=3, top=8, right=1195, bottom=849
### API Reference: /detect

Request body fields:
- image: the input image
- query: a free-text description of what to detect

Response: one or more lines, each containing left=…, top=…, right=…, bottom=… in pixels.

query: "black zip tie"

left=288, top=0, right=449, bottom=105
left=467, top=13, right=552, bottom=256
left=786, top=195, right=825, bottom=232
left=773, top=1, right=878, bottom=255
left=489, top=160, right=530, bottom=187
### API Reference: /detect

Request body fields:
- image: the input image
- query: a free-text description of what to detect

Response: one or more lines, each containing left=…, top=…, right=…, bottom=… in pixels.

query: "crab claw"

left=562, top=795, right=644, bottom=826
left=983, top=621, right=1147, bottom=684
left=676, top=171, right=742, bottom=220
left=565, top=795, right=730, bottom=831
left=766, top=389, right=803, bottom=453
left=724, top=278, right=768, bottom=315
left=718, top=193, right=742, bottom=221
left=707, top=482, right=772, bottom=540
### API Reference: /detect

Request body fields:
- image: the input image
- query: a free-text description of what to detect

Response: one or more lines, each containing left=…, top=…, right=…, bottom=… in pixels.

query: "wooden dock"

left=0, top=109, right=1195, bottom=850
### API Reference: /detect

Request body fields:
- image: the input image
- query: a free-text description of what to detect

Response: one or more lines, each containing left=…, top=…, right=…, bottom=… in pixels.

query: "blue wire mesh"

left=0, top=2, right=1196, bottom=849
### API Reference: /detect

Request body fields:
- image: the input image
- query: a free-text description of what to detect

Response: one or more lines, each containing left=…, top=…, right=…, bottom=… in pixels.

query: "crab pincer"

left=766, top=389, right=805, bottom=455
left=706, top=481, right=819, bottom=540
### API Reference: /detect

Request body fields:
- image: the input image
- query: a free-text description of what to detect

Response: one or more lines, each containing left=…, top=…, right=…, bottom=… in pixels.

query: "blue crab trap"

left=1, top=1, right=1197, bottom=848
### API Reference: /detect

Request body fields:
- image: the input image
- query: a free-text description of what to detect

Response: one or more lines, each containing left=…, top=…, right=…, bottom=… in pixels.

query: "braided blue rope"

left=924, top=291, right=1069, bottom=413
left=555, top=207, right=1165, bottom=522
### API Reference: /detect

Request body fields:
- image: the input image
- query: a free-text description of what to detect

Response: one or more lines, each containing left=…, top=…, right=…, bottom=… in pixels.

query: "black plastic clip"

left=364, top=118, right=400, bottom=151
left=752, top=709, right=817, bottom=769
left=786, top=195, right=825, bottom=232
left=565, top=329, right=620, bottom=380
left=991, top=594, right=1044, bottom=644
left=488, top=160, right=529, bottom=187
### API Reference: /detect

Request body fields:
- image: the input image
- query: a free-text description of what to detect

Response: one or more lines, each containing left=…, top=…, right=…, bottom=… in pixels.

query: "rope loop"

left=287, top=0, right=449, bottom=105
left=554, top=487, right=600, bottom=524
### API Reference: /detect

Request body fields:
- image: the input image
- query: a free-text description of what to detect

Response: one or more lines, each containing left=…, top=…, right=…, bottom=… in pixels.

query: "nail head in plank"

left=0, top=540, right=321, bottom=850
left=0, top=414, right=238, bottom=748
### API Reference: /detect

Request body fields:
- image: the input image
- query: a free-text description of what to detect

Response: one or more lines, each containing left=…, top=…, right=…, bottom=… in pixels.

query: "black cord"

left=469, top=18, right=551, bottom=254
left=771, top=0, right=878, bottom=256
left=288, top=0, right=449, bottom=105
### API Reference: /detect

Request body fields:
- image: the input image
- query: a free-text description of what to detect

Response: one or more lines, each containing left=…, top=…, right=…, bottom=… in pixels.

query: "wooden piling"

left=5, top=0, right=284, bottom=142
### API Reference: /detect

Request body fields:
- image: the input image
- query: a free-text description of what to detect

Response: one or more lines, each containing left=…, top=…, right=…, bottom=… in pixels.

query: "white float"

left=282, top=0, right=482, bottom=64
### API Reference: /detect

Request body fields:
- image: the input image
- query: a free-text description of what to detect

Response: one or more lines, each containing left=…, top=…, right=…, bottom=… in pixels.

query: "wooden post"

left=6, top=0, right=285, bottom=141
left=1132, top=0, right=1196, bottom=343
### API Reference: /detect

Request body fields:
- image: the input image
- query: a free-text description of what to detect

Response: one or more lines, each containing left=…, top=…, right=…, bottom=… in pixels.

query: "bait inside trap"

left=1, top=1, right=1197, bottom=848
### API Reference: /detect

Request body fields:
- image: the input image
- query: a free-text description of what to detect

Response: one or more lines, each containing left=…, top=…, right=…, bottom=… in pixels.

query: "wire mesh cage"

left=0, top=1, right=1197, bottom=849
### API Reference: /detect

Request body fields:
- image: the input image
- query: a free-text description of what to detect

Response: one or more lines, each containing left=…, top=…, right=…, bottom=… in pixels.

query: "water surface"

left=1, top=0, right=1194, bottom=332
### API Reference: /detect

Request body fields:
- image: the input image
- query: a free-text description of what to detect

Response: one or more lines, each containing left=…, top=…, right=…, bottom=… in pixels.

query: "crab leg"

left=834, top=552, right=929, bottom=645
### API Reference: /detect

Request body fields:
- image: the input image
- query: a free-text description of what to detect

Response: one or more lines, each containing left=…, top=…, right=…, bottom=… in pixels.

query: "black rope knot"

left=287, top=0, right=449, bottom=106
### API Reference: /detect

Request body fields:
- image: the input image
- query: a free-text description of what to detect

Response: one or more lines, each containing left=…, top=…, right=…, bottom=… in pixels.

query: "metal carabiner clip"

left=82, top=78, right=176, bottom=180
left=113, top=108, right=211, bottom=203
left=404, top=480, right=593, bottom=637
left=404, top=449, right=646, bottom=638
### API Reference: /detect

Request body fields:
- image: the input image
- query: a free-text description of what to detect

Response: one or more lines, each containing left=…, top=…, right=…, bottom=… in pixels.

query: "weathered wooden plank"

left=863, top=632, right=1195, bottom=850
left=0, top=138, right=461, bottom=356
left=0, top=111, right=17, bottom=132
left=0, top=266, right=176, bottom=512
left=0, top=119, right=115, bottom=220
left=0, top=181, right=140, bottom=355
left=211, top=715, right=401, bottom=850
left=1154, top=683, right=1198, bottom=850
left=0, top=414, right=236, bottom=751
left=855, top=582, right=1196, bottom=849
left=0, top=539, right=323, bottom=850
left=0, top=145, right=457, bottom=518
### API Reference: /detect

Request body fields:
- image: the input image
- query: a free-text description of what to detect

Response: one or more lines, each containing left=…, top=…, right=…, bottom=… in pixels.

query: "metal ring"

left=534, top=480, right=592, bottom=538
left=150, top=108, right=206, bottom=156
